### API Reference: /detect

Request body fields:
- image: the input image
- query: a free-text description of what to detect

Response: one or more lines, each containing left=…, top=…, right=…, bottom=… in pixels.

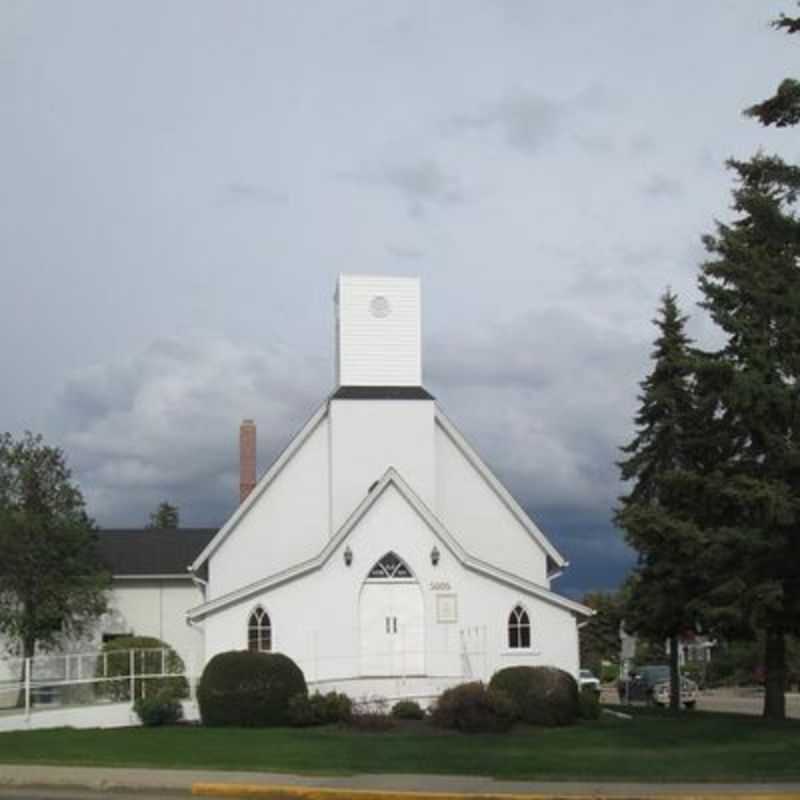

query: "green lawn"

left=1, top=708, right=798, bottom=782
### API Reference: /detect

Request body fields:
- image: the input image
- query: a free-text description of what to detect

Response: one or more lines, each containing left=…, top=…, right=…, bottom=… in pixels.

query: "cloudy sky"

left=2, top=1, right=798, bottom=597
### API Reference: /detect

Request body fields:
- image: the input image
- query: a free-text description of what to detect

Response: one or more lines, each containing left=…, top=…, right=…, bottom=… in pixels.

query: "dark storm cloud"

left=342, top=160, right=464, bottom=218
left=5, top=1, right=798, bottom=597
left=537, top=509, right=636, bottom=599
left=428, top=306, right=648, bottom=518
left=643, top=174, right=684, bottom=199
left=448, top=84, right=624, bottom=157
left=449, top=92, right=564, bottom=154
left=57, top=336, right=326, bottom=527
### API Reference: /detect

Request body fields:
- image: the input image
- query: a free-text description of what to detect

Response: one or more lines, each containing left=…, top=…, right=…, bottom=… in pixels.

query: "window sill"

left=501, top=649, right=541, bottom=656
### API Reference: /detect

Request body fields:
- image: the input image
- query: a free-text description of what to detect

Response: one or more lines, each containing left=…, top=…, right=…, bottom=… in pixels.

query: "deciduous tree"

left=579, top=591, right=625, bottom=677
left=0, top=433, right=110, bottom=672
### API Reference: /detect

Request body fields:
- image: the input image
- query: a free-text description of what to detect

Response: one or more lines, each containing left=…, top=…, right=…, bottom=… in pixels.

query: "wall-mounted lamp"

left=431, top=546, right=440, bottom=567
left=344, top=546, right=353, bottom=567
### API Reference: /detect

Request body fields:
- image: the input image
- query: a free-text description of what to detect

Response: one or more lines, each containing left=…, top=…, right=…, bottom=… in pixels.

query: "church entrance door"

left=359, top=553, right=424, bottom=676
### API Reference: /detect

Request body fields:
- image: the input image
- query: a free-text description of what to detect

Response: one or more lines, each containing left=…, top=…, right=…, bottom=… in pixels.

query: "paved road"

left=0, top=792, right=185, bottom=800
left=603, top=687, right=800, bottom=719
left=696, top=689, right=800, bottom=718
left=4, top=765, right=800, bottom=799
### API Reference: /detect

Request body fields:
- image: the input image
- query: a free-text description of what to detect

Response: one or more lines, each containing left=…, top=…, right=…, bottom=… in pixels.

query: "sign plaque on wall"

left=436, top=593, right=458, bottom=623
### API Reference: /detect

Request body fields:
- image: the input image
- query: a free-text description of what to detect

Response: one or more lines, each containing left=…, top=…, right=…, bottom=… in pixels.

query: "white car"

left=579, top=668, right=601, bottom=692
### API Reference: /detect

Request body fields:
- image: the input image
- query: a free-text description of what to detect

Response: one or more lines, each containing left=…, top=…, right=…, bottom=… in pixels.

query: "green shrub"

left=431, top=682, right=515, bottom=733
left=197, top=650, right=306, bottom=727
left=96, top=636, right=188, bottom=702
left=490, top=666, right=579, bottom=726
left=287, top=693, right=315, bottom=726
left=134, top=691, right=183, bottom=726
left=391, top=699, right=425, bottom=720
left=311, top=690, right=352, bottom=724
left=578, top=686, right=601, bottom=720
left=288, top=690, right=352, bottom=726
left=600, top=662, right=619, bottom=684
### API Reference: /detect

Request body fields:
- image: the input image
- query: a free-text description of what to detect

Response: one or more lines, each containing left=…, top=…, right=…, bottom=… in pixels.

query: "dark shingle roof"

left=331, top=385, right=434, bottom=400
left=97, top=529, right=217, bottom=577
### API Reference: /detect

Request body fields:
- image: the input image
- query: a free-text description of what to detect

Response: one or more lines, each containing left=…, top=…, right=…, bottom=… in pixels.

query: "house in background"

left=96, top=528, right=214, bottom=673
left=184, top=274, right=590, bottom=700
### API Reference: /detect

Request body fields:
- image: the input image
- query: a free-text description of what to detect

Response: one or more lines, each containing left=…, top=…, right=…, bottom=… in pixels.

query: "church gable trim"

left=187, top=466, right=590, bottom=623
left=190, top=401, right=329, bottom=573
left=434, top=410, right=567, bottom=570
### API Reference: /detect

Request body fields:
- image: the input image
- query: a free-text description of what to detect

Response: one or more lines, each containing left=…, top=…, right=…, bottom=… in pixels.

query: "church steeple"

left=334, top=275, right=422, bottom=388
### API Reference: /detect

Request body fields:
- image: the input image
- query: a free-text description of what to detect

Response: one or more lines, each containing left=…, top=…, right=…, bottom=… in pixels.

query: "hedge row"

left=194, top=650, right=594, bottom=731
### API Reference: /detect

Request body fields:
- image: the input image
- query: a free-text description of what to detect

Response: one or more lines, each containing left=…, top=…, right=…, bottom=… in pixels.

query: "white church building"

left=180, top=274, right=591, bottom=700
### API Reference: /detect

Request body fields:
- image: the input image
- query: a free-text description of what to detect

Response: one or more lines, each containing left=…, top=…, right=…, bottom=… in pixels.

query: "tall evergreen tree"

left=697, top=154, right=800, bottom=720
left=695, top=8, right=800, bottom=720
left=745, top=9, right=800, bottom=128
left=616, top=291, right=708, bottom=710
left=146, top=501, right=180, bottom=530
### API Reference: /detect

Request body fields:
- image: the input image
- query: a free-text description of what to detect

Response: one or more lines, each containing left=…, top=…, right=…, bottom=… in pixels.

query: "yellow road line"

left=191, top=782, right=800, bottom=800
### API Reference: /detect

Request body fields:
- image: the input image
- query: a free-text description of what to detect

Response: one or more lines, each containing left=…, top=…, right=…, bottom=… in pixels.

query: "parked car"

left=617, top=665, right=697, bottom=709
left=579, top=668, right=601, bottom=692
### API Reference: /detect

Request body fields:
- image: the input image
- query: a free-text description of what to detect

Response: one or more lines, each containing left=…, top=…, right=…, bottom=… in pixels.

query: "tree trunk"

left=669, top=634, right=681, bottom=711
left=15, top=636, right=36, bottom=709
left=763, top=627, right=786, bottom=720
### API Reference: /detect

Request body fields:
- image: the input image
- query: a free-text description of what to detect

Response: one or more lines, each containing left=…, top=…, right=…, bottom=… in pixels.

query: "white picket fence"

left=0, top=648, right=190, bottom=721
left=0, top=626, right=490, bottom=728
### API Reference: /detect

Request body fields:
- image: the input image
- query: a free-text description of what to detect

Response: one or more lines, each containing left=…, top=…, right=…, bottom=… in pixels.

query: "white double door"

left=359, top=581, right=425, bottom=676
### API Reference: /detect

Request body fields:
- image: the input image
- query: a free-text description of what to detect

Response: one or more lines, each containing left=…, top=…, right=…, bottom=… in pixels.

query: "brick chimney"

left=239, top=419, right=257, bottom=504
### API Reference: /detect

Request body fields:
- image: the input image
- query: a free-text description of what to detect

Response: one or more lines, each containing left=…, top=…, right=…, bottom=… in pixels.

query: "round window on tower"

left=369, top=295, right=391, bottom=318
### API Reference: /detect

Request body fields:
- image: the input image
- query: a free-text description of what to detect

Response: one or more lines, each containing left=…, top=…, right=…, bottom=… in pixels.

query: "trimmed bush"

left=288, top=690, right=352, bottom=726
left=198, top=650, right=307, bottom=727
left=311, top=690, right=352, bottom=724
left=490, top=666, right=579, bottom=726
left=578, top=686, right=601, bottom=720
left=96, top=636, right=188, bottom=702
left=134, top=691, right=183, bottom=726
left=391, top=700, right=425, bottom=720
left=287, top=693, right=315, bottom=727
left=431, top=682, right=515, bottom=733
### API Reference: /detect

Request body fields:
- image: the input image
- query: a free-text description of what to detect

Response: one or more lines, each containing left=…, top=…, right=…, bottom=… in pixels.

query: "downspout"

left=185, top=566, right=207, bottom=695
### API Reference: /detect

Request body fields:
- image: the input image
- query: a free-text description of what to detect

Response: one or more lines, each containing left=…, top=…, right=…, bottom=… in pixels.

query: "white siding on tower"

left=336, top=275, right=421, bottom=387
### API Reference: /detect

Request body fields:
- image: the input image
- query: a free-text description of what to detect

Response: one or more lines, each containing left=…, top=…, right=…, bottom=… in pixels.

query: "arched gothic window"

left=368, top=552, right=413, bottom=579
left=248, top=606, right=271, bottom=652
left=508, top=605, right=531, bottom=649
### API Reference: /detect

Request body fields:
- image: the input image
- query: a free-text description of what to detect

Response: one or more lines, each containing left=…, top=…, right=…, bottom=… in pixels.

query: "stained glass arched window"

left=508, top=604, right=531, bottom=649
left=248, top=606, right=272, bottom=652
left=367, top=552, right=413, bottom=579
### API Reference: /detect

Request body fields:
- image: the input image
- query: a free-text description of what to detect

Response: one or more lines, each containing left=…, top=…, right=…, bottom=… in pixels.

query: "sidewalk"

left=2, top=764, right=800, bottom=799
